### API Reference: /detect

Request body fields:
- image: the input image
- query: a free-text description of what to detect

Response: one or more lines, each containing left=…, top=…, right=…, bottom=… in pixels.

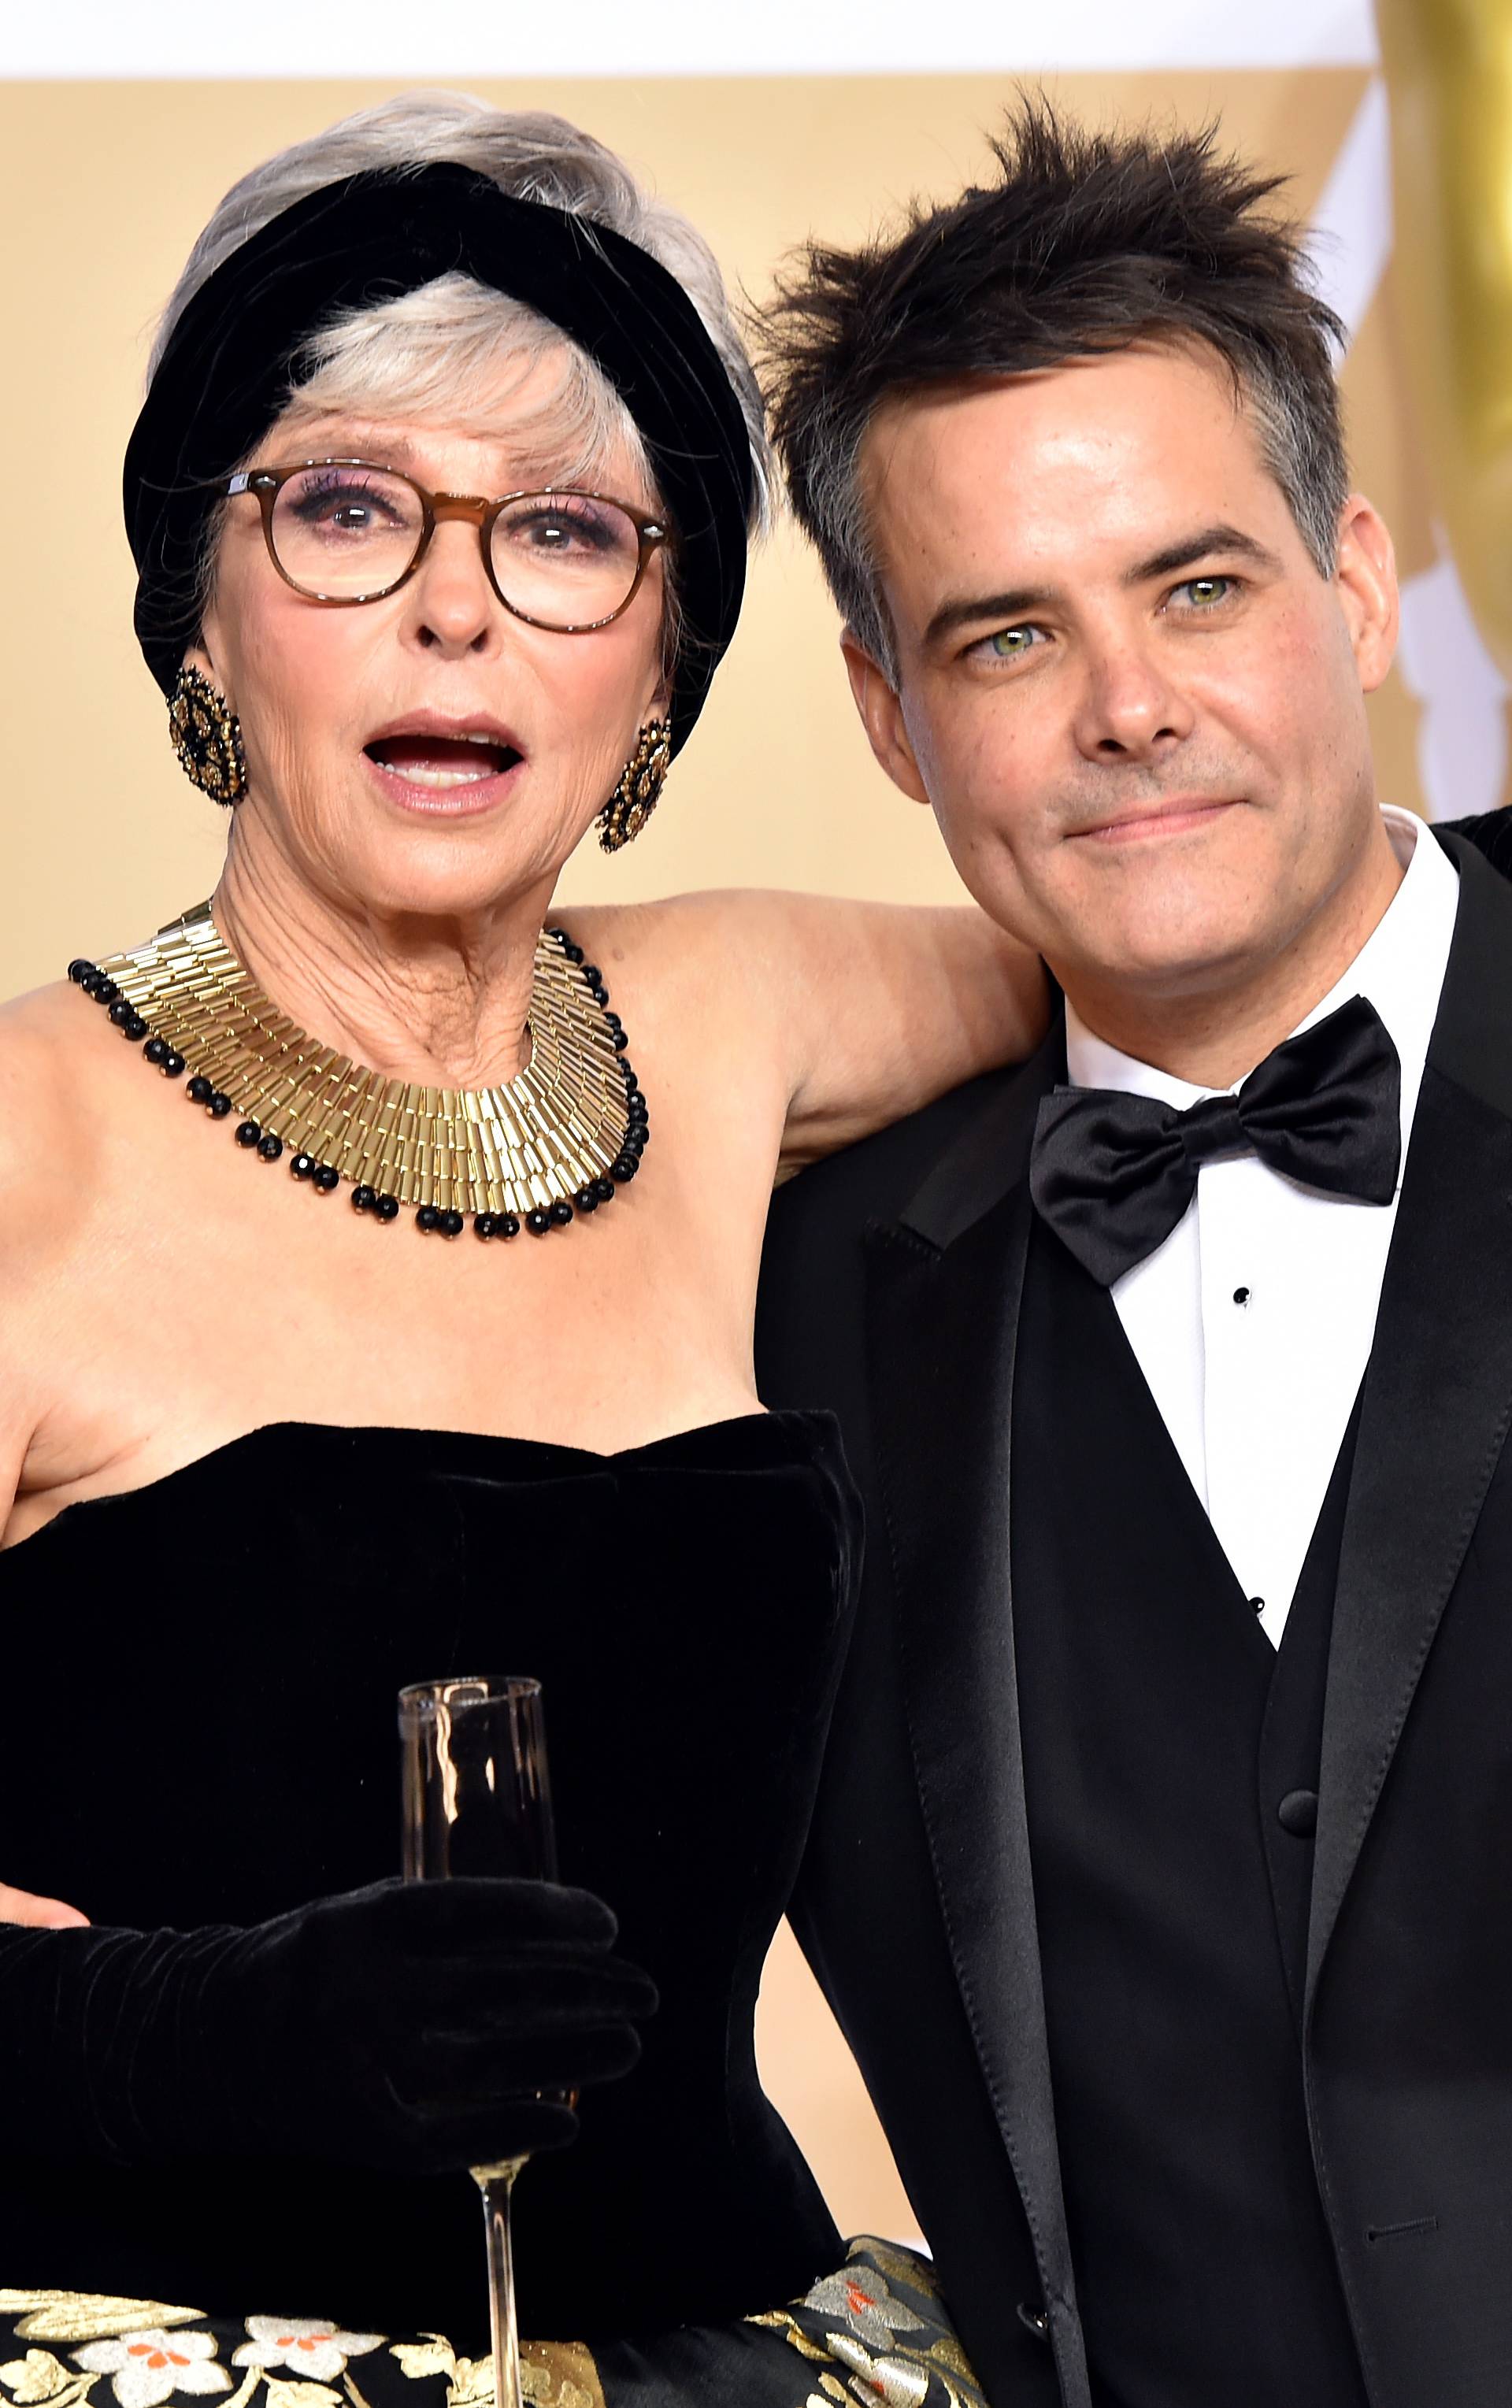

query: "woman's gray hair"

left=152, top=91, right=773, bottom=532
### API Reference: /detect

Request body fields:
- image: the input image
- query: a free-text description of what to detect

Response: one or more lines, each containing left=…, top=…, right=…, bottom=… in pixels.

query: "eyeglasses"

left=222, top=459, right=669, bottom=632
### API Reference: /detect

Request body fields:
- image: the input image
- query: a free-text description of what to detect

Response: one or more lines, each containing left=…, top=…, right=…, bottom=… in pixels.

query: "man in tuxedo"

left=757, top=106, right=1512, bottom=2408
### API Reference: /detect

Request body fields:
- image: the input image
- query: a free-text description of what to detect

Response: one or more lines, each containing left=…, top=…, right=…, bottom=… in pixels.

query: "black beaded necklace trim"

left=66, top=928, right=649, bottom=1242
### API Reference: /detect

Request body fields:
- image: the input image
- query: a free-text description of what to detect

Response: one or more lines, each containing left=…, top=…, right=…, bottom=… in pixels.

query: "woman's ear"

left=840, top=630, right=931, bottom=806
left=642, top=635, right=673, bottom=729
left=183, top=628, right=235, bottom=709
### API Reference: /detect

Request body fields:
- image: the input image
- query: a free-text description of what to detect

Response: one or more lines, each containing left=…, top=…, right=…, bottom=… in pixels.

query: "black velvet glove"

left=0, top=1876, right=656, bottom=2175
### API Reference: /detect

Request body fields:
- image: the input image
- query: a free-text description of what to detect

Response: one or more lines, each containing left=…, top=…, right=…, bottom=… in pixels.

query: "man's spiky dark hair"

left=762, top=101, right=1348, bottom=672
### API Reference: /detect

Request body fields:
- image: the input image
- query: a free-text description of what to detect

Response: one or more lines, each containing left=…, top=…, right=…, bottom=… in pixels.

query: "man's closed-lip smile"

left=1071, top=795, right=1241, bottom=844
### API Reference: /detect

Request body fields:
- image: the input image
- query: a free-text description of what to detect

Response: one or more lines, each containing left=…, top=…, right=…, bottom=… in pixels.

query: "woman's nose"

left=405, top=520, right=498, bottom=655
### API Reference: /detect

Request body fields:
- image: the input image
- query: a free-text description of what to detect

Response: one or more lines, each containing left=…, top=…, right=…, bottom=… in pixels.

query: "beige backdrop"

left=0, top=69, right=1465, bottom=2240
left=0, top=69, right=1463, bottom=991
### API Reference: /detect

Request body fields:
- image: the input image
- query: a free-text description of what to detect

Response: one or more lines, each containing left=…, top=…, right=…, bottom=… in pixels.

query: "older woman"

left=0, top=95, right=1028, bottom=2408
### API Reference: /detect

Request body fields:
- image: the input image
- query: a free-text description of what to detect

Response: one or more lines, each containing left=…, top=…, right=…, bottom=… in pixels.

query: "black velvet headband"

left=123, top=162, right=756, bottom=755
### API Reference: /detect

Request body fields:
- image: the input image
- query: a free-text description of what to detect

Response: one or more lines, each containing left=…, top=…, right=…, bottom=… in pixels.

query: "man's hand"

left=0, top=1883, right=88, bottom=1928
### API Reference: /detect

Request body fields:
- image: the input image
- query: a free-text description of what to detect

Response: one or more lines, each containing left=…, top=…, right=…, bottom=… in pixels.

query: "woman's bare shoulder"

left=549, top=895, right=806, bottom=1102
left=555, top=888, right=1047, bottom=1163
left=0, top=982, right=107, bottom=1227
left=553, top=891, right=748, bottom=946
left=554, top=891, right=808, bottom=996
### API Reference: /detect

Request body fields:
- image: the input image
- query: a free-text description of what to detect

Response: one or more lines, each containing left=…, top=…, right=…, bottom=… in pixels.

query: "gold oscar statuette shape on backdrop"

left=1377, top=0, right=1512, bottom=680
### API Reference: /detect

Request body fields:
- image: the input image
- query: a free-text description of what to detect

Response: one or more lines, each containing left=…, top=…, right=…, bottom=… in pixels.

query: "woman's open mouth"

left=362, top=728, right=524, bottom=813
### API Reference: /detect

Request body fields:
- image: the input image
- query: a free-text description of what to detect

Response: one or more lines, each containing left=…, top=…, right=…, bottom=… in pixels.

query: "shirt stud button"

left=1250, top=1596, right=1266, bottom=1614
left=1233, top=1286, right=1251, bottom=1306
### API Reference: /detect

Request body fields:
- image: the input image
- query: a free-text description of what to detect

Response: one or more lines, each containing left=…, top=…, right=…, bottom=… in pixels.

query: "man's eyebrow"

left=925, top=585, right=1058, bottom=646
left=922, top=524, right=1283, bottom=649
left=1125, top=524, right=1282, bottom=583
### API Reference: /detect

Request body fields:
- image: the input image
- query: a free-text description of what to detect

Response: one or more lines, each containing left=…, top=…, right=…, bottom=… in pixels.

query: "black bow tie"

left=1029, top=994, right=1403, bottom=1287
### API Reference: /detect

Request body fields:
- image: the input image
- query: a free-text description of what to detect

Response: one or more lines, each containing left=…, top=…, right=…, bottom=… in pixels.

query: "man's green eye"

left=988, top=626, right=1036, bottom=655
left=1181, top=576, right=1231, bottom=606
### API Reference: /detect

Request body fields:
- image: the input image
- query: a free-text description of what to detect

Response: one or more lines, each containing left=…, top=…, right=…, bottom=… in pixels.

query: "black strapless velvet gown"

left=0, top=1416, right=982, bottom=2408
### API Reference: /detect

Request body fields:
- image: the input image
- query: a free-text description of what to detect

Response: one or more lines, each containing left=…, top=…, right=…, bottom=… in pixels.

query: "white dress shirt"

left=1063, top=807, right=1460, bottom=1647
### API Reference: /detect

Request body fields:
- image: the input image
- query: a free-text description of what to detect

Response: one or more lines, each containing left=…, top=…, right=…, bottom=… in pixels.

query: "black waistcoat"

left=1012, top=1219, right=1370, bottom=2408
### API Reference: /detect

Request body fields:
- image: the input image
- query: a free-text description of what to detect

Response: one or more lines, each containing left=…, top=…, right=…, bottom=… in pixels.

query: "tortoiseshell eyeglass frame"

left=221, top=458, right=671, bottom=633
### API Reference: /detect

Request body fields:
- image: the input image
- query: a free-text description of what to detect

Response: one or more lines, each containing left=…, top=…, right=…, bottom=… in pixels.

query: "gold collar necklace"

left=67, top=905, right=647, bottom=1240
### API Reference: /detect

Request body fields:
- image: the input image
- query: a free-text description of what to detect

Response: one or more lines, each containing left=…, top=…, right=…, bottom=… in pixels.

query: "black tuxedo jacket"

left=756, top=827, right=1512, bottom=2408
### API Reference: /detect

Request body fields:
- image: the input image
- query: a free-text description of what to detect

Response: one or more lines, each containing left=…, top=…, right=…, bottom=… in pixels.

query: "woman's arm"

left=0, top=1034, right=95, bottom=1934
left=0, top=1881, right=643, bottom=2164
left=0, top=1013, right=57, bottom=1542
left=0, top=994, right=89, bottom=1548
left=771, top=897, right=1050, bottom=1166
left=632, top=890, right=1049, bottom=1171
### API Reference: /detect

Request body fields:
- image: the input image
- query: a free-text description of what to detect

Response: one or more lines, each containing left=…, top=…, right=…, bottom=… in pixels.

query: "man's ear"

left=839, top=630, right=931, bottom=806
left=1333, top=495, right=1399, bottom=695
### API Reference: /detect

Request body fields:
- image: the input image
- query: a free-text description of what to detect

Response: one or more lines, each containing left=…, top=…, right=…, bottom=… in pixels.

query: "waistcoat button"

left=1277, top=1787, right=1319, bottom=1836
left=1017, top=2301, right=1051, bottom=2341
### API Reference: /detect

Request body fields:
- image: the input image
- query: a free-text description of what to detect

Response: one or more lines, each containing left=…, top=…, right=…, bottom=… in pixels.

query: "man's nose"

left=1072, top=632, right=1195, bottom=762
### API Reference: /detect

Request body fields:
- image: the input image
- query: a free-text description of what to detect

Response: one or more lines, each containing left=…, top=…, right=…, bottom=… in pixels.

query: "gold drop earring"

left=168, top=663, right=247, bottom=806
left=598, top=717, right=671, bottom=853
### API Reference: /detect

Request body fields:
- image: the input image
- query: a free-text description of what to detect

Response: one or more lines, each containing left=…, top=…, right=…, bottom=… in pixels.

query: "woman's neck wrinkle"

left=213, top=848, right=540, bottom=1091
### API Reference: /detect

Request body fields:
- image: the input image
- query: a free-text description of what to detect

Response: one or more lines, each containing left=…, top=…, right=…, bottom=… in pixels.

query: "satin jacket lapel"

left=864, top=1031, right=1088, bottom=2382
left=1307, top=839, right=1512, bottom=2013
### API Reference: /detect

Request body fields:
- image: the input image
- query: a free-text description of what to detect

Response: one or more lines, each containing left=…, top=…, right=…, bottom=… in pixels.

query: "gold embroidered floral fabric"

left=748, top=2240, right=990, bottom=2408
left=0, top=2244, right=985, bottom=2408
